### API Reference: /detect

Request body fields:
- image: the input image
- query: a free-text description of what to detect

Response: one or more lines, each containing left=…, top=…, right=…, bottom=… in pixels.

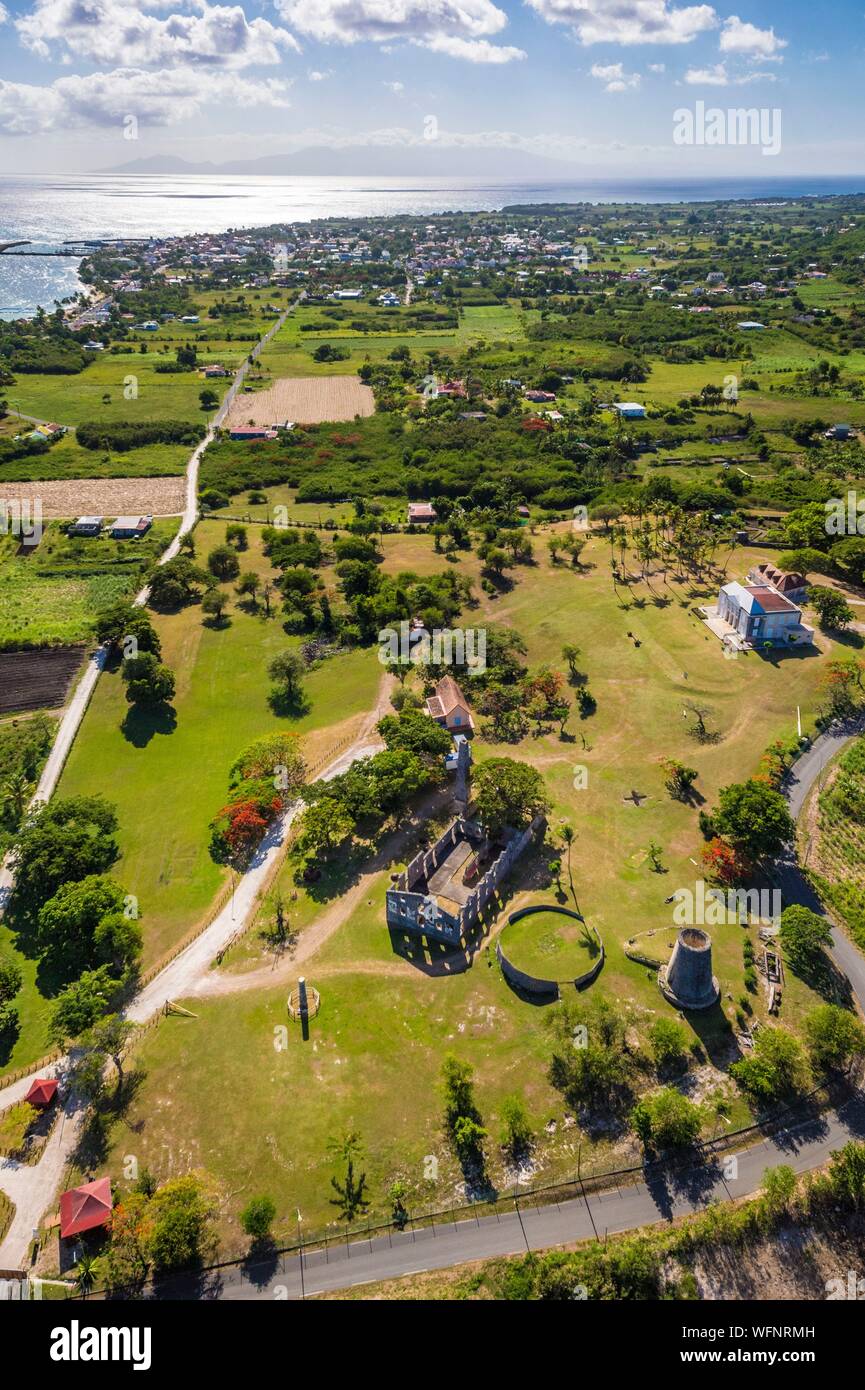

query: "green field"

left=0, top=520, right=178, bottom=648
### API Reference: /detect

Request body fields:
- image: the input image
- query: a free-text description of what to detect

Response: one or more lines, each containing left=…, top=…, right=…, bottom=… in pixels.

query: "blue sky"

left=0, top=0, right=862, bottom=174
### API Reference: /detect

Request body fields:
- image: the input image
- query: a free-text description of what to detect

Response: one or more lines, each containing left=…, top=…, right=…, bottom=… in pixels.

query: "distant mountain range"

left=97, top=145, right=583, bottom=180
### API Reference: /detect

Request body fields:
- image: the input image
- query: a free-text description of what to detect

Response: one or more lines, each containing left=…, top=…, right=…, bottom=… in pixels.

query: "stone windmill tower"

left=659, top=927, right=720, bottom=1011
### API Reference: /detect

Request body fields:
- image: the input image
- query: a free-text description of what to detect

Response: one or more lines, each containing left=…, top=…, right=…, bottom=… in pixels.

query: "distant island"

left=96, top=144, right=584, bottom=180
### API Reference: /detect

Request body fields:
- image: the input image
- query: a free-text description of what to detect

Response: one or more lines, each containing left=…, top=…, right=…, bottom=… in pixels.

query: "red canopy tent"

left=24, top=1078, right=58, bottom=1108
left=59, top=1177, right=113, bottom=1240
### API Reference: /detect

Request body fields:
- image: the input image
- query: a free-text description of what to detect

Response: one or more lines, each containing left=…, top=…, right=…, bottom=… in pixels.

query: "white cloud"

left=0, top=3, right=8, bottom=23
left=648, top=63, right=666, bottom=73
left=719, top=16, right=787, bottom=59
left=590, top=62, right=640, bottom=92
left=419, top=34, right=526, bottom=62
left=308, top=68, right=332, bottom=80
left=0, top=66, right=291, bottom=135
left=16, top=0, right=300, bottom=69
left=383, top=80, right=405, bottom=92
left=276, top=0, right=521, bottom=60
left=526, top=0, right=717, bottom=46
left=684, top=61, right=778, bottom=87
left=684, top=63, right=729, bottom=84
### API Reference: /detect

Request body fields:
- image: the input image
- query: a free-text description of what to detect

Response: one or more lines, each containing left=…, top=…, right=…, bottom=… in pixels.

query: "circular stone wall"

left=497, top=904, right=604, bottom=997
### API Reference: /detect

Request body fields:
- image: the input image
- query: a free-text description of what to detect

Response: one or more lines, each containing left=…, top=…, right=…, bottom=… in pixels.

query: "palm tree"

left=2, top=772, right=30, bottom=824
left=561, top=822, right=577, bottom=905
left=74, top=1252, right=101, bottom=1297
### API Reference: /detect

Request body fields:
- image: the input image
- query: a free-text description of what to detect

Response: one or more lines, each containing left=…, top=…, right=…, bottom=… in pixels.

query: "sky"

left=0, top=0, right=862, bottom=176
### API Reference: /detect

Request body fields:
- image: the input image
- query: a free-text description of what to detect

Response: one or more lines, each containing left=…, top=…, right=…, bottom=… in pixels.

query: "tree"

left=546, top=996, right=628, bottom=1107
left=499, top=1095, right=533, bottom=1157
left=758, top=1164, right=797, bottom=1224
left=659, top=758, right=698, bottom=802
left=0, top=952, right=23, bottom=1006
left=731, top=1026, right=811, bottom=1104
left=560, top=822, right=576, bottom=903
left=12, top=796, right=118, bottom=909
left=472, top=757, right=548, bottom=836
left=50, top=966, right=116, bottom=1043
left=809, top=586, right=854, bottom=631
left=236, top=571, right=261, bottom=607
left=150, top=1173, right=217, bottom=1274
left=268, top=649, right=305, bottom=703
left=230, top=732, right=306, bottom=791
left=328, top=1131, right=369, bottom=1222
left=81, top=1014, right=136, bottom=1096
left=804, top=1003, right=865, bottom=1074
left=441, top=1054, right=486, bottom=1164
left=631, top=1087, right=702, bottom=1151
left=297, top=799, right=353, bottom=857
left=207, top=544, right=240, bottom=581
left=95, top=600, right=161, bottom=658
left=199, top=388, right=218, bottom=410
left=37, top=873, right=129, bottom=979
left=713, top=780, right=794, bottom=861
left=201, top=590, right=229, bottom=625
left=377, top=708, right=452, bottom=762
left=561, top=643, right=581, bottom=678
left=148, top=556, right=207, bottom=611
left=819, top=657, right=865, bottom=719
left=779, top=905, right=832, bottom=975
left=121, top=653, right=175, bottom=708
left=826, top=1141, right=865, bottom=1209
left=648, top=1018, right=688, bottom=1072
left=73, top=1252, right=102, bottom=1296
left=240, top=1196, right=277, bottom=1243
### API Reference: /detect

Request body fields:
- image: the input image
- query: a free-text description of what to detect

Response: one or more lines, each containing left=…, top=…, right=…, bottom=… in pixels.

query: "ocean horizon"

left=2, top=171, right=865, bottom=318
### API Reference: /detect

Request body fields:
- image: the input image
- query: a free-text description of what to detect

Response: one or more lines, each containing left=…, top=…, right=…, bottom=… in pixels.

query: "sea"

left=1, top=171, right=864, bottom=320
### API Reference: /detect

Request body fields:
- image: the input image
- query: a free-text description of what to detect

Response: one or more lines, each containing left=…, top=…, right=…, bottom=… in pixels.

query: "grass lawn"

left=6, top=351, right=238, bottom=428
left=0, top=434, right=190, bottom=484
left=498, top=905, right=597, bottom=982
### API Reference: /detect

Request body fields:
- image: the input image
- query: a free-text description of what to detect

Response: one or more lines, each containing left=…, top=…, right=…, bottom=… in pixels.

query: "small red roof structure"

left=25, top=1077, right=58, bottom=1108
left=59, top=1177, right=113, bottom=1240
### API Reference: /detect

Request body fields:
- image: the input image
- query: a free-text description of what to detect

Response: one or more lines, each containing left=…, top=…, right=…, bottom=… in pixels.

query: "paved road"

left=775, top=716, right=865, bottom=1009
left=133, top=1092, right=865, bottom=1301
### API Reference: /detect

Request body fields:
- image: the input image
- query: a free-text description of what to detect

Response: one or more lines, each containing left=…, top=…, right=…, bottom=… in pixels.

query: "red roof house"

left=25, top=1078, right=58, bottom=1108
left=59, top=1177, right=113, bottom=1240
left=425, top=675, right=474, bottom=733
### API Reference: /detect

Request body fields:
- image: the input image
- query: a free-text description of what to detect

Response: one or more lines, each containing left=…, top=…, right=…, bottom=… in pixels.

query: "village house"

left=69, top=516, right=103, bottom=537
left=425, top=675, right=475, bottom=733
left=407, top=501, right=437, bottom=524
left=109, top=515, right=153, bottom=540
left=747, top=561, right=809, bottom=604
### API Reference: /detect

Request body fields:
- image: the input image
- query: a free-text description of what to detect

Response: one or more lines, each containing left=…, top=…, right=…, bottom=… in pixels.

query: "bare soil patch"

left=1, top=477, right=186, bottom=518
left=226, top=375, right=374, bottom=427
left=0, top=646, right=84, bottom=714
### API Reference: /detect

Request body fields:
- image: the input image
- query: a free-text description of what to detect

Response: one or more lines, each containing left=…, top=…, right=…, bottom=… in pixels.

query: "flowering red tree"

left=701, top=837, right=750, bottom=886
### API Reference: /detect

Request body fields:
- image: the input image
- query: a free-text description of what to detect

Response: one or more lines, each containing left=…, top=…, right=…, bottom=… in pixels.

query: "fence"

left=60, top=1071, right=853, bottom=1303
